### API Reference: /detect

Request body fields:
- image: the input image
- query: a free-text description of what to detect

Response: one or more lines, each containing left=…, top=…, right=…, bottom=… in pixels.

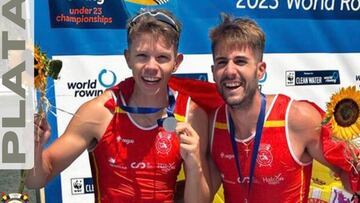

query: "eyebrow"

left=214, top=55, right=248, bottom=62
left=214, top=56, right=227, bottom=62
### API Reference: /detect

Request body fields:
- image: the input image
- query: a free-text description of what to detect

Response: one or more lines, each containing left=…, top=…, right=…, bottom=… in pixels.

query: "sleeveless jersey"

left=211, top=94, right=312, bottom=203
left=89, top=78, right=190, bottom=203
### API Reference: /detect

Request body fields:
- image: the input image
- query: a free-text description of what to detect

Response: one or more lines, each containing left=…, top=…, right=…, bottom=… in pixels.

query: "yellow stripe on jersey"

left=215, top=122, right=227, bottom=130
left=264, top=120, right=285, bottom=128
left=115, top=107, right=125, bottom=113
left=174, top=113, right=185, bottom=122
left=215, top=120, right=285, bottom=130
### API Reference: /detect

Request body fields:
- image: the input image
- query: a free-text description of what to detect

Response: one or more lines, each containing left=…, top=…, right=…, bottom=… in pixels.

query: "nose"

left=144, top=56, right=159, bottom=75
left=223, top=60, right=238, bottom=78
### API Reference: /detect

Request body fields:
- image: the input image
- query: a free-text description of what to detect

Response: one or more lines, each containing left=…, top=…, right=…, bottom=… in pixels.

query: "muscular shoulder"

left=65, top=90, right=114, bottom=139
left=288, top=100, right=322, bottom=140
left=73, top=90, right=112, bottom=119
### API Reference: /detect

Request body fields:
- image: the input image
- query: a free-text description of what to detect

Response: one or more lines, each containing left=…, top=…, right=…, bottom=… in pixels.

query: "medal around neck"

left=162, top=117, right=177, bottom=132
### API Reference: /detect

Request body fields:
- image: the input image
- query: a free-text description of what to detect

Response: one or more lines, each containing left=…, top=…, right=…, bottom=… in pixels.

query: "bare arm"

left=208, top=110, right=222, bottom=200
left=288, top=101, right=352, bottom=190
left=25, top=91, right=113, bottom=188
left=176, top=101, right=210, bottom=203
left=208, top=155, right=222, bottom=200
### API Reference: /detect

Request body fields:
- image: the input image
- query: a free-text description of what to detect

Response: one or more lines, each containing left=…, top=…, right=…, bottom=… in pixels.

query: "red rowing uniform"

left=211, top=94, right=312, bottom=203
left=89, top=78, right=191, bottom=203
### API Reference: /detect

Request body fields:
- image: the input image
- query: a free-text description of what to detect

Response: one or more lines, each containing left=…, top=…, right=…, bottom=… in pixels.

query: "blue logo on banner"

left=48, top=0, right=129, bottom=28
left=98, top=69, right=117, bottom=88
left=285, top=70, right=340, bottom=86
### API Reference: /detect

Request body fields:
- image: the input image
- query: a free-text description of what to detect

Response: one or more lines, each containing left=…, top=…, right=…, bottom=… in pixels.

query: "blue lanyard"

left=228, top=93, right=266, bottom=193
left=118, top=88, right=176, bottom=125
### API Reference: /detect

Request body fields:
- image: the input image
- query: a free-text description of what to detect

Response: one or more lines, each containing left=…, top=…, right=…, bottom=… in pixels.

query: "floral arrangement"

left=322, top=86, right=360, bottom=171
left=34, top=45, right=62, bottom=114
left=18, top=46, right=62, bottom=194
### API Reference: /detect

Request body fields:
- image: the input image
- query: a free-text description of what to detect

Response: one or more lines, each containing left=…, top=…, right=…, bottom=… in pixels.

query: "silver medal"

left=162, top=117, right=177, bottom=132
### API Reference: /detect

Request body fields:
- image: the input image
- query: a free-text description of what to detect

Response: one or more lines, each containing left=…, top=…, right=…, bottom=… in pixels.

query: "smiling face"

left=125, top=32, right=183, bottom=96
left=209, top=16, right=266, bottom=108
left=212, top=44, right=265, bottom=109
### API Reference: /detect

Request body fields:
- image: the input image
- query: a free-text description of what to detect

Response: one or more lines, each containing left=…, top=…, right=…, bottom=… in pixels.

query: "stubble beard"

left=221, top=83, right=258, bottom=110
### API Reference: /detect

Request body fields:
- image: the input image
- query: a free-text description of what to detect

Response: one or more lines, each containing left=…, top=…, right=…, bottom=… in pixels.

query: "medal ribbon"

left=118, top=88, right=176, bottom=126
left=228, top=93, right=266, bottom=193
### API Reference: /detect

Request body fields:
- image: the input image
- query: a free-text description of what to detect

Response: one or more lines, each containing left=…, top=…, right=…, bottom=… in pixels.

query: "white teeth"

left=143, top=77, right=159, bottom=82
left=224, top=82, right=241, bottom=88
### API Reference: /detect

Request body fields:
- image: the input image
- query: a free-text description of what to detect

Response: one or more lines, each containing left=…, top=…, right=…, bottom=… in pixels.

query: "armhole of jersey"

left=88, top=90, right=117, bottom=153
left=210, top=107, right=221, bottom=154
left=87, top=139, right=98, bottom=152
left=285, top=99, right=312, bottom=166
left=267, top=94, right=278, bottom=120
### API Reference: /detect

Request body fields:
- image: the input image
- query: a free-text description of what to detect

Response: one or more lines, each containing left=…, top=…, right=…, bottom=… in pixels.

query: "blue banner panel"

left=36, top=0, right=360, bottom=55
left=203, top=0, right=360, bottom=20
left=174, top=73, right=208, bottom=81
left=48, top=0, right=129, bottom=28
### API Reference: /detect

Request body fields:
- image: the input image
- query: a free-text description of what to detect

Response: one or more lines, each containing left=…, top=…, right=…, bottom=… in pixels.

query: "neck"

left=228, top=92, right=263, bottom=139
left=130, top=86, right=169, bottom=108
left=128, top=86, right=169, bottom=127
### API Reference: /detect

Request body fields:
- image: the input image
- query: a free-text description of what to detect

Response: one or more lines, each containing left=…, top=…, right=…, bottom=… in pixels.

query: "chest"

left=104, top=114, right=181, bottom=166
left=212, top=127, right=298, bottom=182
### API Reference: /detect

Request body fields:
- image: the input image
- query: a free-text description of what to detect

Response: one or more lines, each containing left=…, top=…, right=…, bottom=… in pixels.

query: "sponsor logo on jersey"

left=257, top=144, right=273, bottom=167
left=155, top=131, right=173, bottom=155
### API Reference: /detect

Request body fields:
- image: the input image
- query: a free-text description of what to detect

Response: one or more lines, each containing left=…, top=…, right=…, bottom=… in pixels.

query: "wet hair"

left=209, top=13, right=265, bottom=62
left=127, top=9, right=182, bottom=52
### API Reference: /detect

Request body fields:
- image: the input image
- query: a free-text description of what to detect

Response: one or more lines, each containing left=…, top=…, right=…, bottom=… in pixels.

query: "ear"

left=257, top=62, right=266, bottom=80
left=172, top=53, right=183, bottom=72
left=124, top=49, right=131, bottom=69
left=211, top=65, right=216, bottom=82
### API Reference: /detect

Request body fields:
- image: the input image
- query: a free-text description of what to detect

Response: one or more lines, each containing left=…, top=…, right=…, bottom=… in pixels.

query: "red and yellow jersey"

left=89, top=78, right=190, bottom=203
left=211, top=94, right=312, bottom=203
